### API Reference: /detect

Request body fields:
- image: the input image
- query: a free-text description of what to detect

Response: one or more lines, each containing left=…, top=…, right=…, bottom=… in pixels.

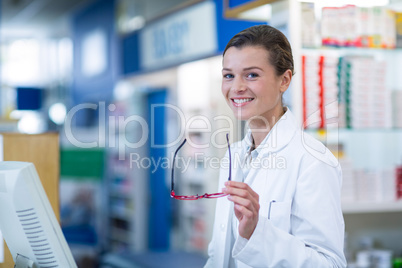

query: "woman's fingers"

left=224, top=181, right=259, bottom=200
left=223, top=181, right=260, bottom=239
left=228, top=194, right=256, bottom=210
left=233, top=203, right=255, bottom=218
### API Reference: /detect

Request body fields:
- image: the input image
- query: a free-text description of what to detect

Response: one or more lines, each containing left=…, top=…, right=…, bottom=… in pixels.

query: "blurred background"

left=1, top=0, right=402, bottom=267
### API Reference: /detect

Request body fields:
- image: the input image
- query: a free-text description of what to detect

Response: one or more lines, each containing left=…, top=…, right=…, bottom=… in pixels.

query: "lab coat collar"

left=241, top=108, right=299, bottom=157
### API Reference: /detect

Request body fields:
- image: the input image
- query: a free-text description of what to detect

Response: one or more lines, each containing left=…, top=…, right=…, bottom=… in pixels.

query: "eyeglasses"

left=170, top=133, right=232, bottom=200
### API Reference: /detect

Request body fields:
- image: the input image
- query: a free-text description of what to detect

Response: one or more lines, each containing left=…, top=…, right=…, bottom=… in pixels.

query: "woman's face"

left=221, top=45, right=291, bottom=122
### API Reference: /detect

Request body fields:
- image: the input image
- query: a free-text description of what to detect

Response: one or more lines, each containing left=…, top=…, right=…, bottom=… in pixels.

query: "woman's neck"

left=248, top=106, right=285, bottom=148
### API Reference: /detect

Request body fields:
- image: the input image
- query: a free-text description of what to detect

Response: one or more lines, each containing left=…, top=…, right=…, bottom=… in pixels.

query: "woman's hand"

left=222, top=181, right=260, bottom=240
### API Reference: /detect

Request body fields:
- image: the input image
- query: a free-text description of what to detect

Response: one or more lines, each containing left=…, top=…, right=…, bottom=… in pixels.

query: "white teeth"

left=233, top=98, right=253, bottom=104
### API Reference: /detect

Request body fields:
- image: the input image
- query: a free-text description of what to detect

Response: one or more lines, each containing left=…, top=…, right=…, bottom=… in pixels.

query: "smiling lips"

left=231, top=98, right=254, bottom=107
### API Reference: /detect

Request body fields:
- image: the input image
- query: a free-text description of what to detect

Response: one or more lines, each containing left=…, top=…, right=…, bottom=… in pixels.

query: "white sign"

left=140, top=1, right=217, bottom=70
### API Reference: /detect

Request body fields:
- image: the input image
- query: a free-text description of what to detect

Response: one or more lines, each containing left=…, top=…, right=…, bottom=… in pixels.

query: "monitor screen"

left=0, top=161, right=77, bottom=268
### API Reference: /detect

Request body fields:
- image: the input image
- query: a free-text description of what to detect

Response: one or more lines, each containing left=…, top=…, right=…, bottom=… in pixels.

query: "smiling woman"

left=204, top=25, right=347, bottom=268
left=221, top=45, right=290, bottom=135
left=221, top=25, right=294, bottom=147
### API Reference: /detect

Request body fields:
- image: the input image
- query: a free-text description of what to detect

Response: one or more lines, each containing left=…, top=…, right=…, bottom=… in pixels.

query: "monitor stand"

left=14, top=254, right=34, bottom=268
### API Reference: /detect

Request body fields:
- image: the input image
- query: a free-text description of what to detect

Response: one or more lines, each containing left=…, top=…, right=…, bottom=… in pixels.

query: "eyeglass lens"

left=170, top=133, right=231, bottom=200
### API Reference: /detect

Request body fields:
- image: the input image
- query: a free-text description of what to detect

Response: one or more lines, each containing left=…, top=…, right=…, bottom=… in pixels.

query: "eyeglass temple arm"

left=171, top=138, right=187, bottom=192
left=226, top=133, right=231, bottom=181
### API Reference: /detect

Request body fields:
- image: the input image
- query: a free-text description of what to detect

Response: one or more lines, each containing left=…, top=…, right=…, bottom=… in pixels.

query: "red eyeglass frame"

left=170, top=133, right=232, bottom=200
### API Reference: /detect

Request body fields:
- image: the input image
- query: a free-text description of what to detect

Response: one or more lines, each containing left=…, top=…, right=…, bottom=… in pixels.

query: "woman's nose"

left=231, top=78, right=246, bottom=93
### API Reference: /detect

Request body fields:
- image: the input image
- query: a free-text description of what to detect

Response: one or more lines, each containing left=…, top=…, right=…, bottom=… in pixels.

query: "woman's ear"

left=280, top=69, right=292, bottom=93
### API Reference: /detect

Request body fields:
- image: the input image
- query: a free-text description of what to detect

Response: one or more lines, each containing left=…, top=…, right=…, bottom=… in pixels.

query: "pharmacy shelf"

left=320, top=128, right=402, bottom=132
left=110, top=227, right=133, bottom=243
left=305, top=128, right=402, bottom=138
left=342, top=200, right=402, bottom=214
left=302, top=47, right=402, bottom=52
left=292, top=0, right=402, bottom=259
left=110, top=208, right=134, bottom=221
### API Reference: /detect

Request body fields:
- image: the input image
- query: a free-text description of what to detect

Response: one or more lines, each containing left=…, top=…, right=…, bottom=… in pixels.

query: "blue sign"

left=140, top=1, right=218, bottom=70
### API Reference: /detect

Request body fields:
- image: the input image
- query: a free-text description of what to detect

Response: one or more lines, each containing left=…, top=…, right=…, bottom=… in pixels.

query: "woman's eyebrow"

left=222, top=66, right=263, bottom=72
left=244, top=66, right=263, bottom=71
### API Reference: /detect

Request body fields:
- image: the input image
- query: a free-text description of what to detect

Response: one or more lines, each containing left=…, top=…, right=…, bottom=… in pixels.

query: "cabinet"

left=0, top=133, right=60, bottom=268
left=291, top=0, right=402, bottom=262
left=104, top=92, right=149, bottom=253
left=107, top=151, right=137, bottom=251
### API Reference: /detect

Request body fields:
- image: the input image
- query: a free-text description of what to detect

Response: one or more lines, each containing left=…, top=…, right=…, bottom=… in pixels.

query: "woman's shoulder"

left=290, top=130, right=340, bottom=169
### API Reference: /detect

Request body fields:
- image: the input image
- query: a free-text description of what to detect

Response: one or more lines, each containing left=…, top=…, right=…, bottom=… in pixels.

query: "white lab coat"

left=205, top=109, right=347, bottom=268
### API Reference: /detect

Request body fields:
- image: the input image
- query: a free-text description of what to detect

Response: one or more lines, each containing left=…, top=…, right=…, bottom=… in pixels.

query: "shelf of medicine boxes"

left=107, top=152, right=135, bottom=249
left=302, top=46, right=402, bottom=52
left=302, top=45, right=402, bottom=214
left=305, top=128, right=402, bottom=213
left=341, top=200, right=402, bottom=214
left=305, top=128, right=402, bottom=206
left=301, top=46, right=402, bottom=67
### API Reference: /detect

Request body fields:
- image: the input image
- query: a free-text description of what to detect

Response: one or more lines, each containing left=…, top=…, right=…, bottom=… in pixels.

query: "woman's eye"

left=247, top=73, right=258, bottom=78
left=224, top=74, right=234, bottom=79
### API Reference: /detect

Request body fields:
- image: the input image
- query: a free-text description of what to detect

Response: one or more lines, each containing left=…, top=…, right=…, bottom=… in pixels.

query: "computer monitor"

left=0, top=161, right=77, bottom=268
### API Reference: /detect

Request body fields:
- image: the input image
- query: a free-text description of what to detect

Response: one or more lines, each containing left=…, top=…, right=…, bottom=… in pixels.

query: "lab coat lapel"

left=258, top=110, right=298, bottom=158
left=243, top=110, right=298, bottom=185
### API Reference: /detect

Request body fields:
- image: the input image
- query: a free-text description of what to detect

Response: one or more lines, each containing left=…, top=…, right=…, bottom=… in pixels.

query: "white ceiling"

left=1, top=0, right=95, bottom=40
left=1, top=0, right=192, bottom=40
